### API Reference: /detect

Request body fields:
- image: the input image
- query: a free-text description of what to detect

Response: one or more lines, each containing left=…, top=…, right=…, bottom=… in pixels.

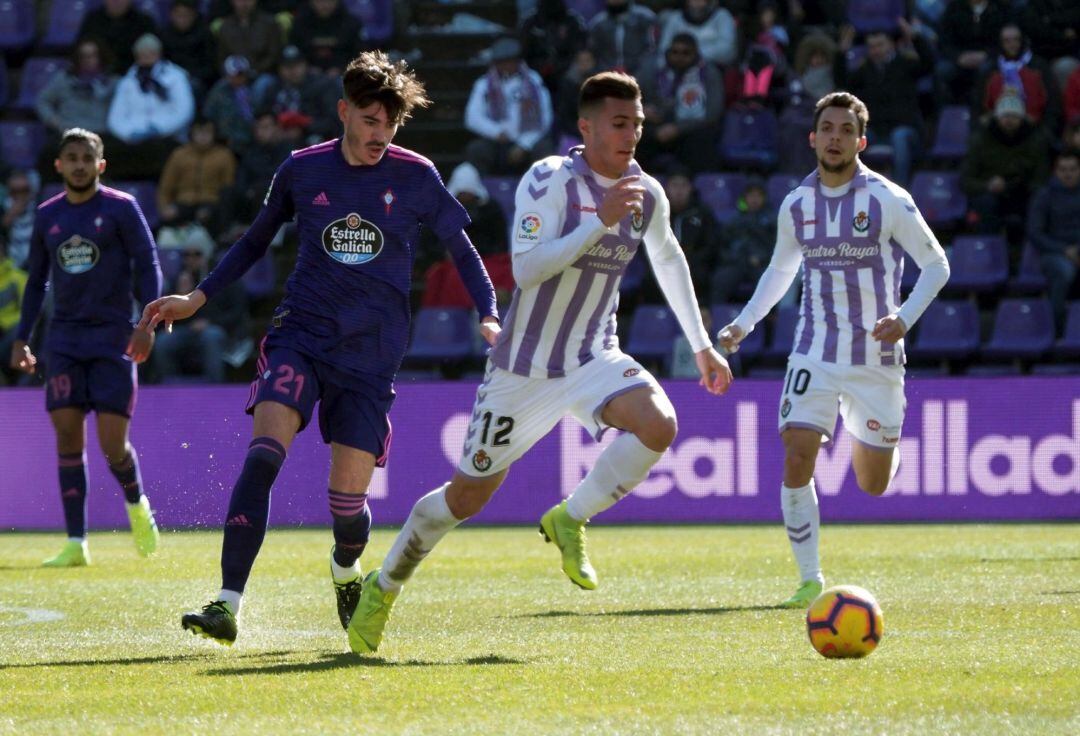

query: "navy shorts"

left=45, top=349, right=138, bottom=417
left=245, top=344, right=394, bottom=464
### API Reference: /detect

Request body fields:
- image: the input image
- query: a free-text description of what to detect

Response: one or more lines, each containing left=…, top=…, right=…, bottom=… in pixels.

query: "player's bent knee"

left=856, top=475, right=890, bottom=497
left=636, top=413, right=677, bottom=451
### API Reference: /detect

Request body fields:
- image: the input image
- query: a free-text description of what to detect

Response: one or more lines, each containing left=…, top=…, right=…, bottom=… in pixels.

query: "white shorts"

left=777, top=353, right=906, bottom=449
left=457, top=350, right=659, bottom=476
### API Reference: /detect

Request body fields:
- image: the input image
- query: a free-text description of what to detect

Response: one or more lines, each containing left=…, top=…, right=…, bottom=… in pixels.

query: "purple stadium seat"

left=909, top=300, right=979, bottom=361
left=901, top=253, right=920, bottom=292
left=0, top=0, right=36, bottom=51
left=241, top=252, right=277, bottom=299
left=13, top=57, right=70, bottom=112
left=407, top=307, right=475, bottom=361
left=764, top=304, right=799, bottom=359
left=947, top=235, right=1008, bottom=293
left=766, top=173, right=800, bottom=208
left=982, top=298, right=1055, bottom=360
left=41, top=0, right=100, bottom=50
left=1009, top=242, right=1047, bottom=294
left=848, top=0, right=904, bottom=34
left=719, top=108, right=779, bottom=169
left=711, top=303, right=764, bottom=357
left=0, top=122, right=45, bottom=170
left=1053, top=301, right=1080, bottom=359
left=481, top=176, right=517, bottom=224
left=693, top=173, right=747, bottom=224
left=910, top=171, right=966, bottom=228
left=111, top=181, right=160, bottom=230
left=343, top=0, right=394, bottom=44
left=565, top=0, right=605, bottom=23
left=929, top=106, right=971, bottom=161
left=626, top=305, right=680, bottom=362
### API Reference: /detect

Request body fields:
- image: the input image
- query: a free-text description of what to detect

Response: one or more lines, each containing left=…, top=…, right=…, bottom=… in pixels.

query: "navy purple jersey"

left=16, top=185, right=162, bottom=356
left=199, top=139, right=497, bottom=388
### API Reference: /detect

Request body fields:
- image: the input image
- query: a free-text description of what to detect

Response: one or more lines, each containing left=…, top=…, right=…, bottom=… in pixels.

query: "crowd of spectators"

left=1, top=0, right=1078, bottom=383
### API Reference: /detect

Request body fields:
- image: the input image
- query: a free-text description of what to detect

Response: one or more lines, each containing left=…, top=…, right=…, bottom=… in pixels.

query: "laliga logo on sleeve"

left=517, top=213, right=542, bottom=242
left=321, top=212, right=384, bottom=265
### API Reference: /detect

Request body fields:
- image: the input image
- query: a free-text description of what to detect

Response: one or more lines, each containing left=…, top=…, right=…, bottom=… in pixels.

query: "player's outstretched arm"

left=695, top=347, right=733, bottom=396
left=138, top=289, right=207, bottom=334
left=9, top=340, right=36, bottom=374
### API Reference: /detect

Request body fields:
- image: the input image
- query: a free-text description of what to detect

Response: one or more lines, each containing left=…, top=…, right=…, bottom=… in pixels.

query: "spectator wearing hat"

left=153, top=228, right=248, bottom=383
left=213, top=0, right=284, bottom=80
left=588, top=0, right=658, bottom=77
left=258, top=45, right=340, bottom=145
left=107, top=34, right=195, bottom=176
left=1027, top=148, right=1080, bottom=334
left=157, top=118, right=236, bottom=232
left=204, top=55, right=259, bottom=153
left=464, top=37, right=554, bottom=175
left=78, top=0, right=159, bottom=74
left=288, top=0, right=363, bottom=77
left=658, top=0, right=739, bottom=68
left=636, top=33, right=724, bottom=173
left=962, top=93, right=1052, bottom=246
left=977, top=23, right=1061, bottom=133
left=161, top=0, right=218, bottom=95
left=421, top=162, right=514, bottom=312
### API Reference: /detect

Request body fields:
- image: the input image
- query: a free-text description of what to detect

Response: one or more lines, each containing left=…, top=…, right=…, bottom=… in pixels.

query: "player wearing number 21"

left=347, top=71, right=733, bottom=655
left=718, top=92, right=950, bottom=608
left=139, top=52, right=498, bottom=646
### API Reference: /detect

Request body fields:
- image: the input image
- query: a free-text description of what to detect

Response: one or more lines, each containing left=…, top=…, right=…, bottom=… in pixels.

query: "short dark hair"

left=58, top=128, right=104, bottom=158
left=578, top=71, right=641, bottom=116
left=812, top=91, right=869, bottom=136
left=341, top=51, right=430, bottom=125
left=1055, top=148, right=1080, bottom=166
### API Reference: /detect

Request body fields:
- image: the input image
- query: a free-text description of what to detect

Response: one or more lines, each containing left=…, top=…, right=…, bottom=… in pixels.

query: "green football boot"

left=538, top=500, right=597, bottom=590
left=347, top=569, right=399, bottom=654
left=330, top=546, right=363, bottom=630
left=780, top=579, right=824, bottom=609
left=42, top=540, right=90, bottom=567
left=127, top=496, right=159, bottom=557
left=181, top=601, right=238, bottom=646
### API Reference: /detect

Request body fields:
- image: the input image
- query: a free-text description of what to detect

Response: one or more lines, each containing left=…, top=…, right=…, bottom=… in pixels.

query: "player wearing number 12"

left=718, top=93, right=950, bottom=608
left=347, top=71, right=733, bottom=655
left=140, top=52, right=499, bottom=646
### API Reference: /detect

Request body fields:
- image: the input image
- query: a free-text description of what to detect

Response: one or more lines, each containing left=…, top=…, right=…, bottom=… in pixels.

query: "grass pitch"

left=1, top=524, right=1077, bottom=735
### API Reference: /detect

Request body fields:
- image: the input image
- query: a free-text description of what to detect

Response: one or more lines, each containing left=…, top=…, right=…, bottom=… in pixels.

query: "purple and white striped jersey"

left=734, top=164, right=949, bottom=367
left=491, top=147, right=710, bottom=378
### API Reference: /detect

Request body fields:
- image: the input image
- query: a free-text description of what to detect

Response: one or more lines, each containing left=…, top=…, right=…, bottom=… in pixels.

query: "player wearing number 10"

left=347, top=71, right=733, bottom=655
left=718, top=93, right=950, bottom=608
left=140, top=52, right=499, bottom=646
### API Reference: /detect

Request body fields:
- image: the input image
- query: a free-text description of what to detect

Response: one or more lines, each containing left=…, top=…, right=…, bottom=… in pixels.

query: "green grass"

left=1, top=525, right=1078, bottom=735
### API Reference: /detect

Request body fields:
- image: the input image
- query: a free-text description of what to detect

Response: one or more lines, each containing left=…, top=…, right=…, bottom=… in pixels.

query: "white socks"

left=331, top=557, right=359, bottom=583
left=781, top=481, right=823, bottom=584
left=379, top=484, right=461, bottom=592
left=565, top=433, right=663, bottom=522
left=216, top=589, right=243, bottom=616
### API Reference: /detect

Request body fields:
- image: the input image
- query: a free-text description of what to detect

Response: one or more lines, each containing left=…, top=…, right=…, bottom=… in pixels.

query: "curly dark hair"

left=341, top=51, right=431, bottom=125
left=812, top=91, right=869, bottom=137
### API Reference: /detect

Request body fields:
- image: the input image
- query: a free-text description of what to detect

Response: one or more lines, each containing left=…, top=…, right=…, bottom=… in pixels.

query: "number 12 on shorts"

left=479, top=411, right=514, bottom=446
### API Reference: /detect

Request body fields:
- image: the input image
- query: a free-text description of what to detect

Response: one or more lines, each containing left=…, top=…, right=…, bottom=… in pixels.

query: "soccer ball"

left=806, top=585, right=884, bottom=659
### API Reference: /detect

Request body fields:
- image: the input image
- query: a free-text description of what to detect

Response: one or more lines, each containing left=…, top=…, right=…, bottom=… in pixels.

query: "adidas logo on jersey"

left=312, top=192, right=330, bottom=206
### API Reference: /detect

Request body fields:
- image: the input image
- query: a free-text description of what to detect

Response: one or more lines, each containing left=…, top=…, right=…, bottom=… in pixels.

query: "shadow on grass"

left=517, top=604, right=785, bottom=619
left=979, top=557, right=1080, bottom=563
left=1042, top=590, right=1080, bottom=596
left=0, top=649, right=301, bottom=670
left=202, top=652, right=526, bottom=676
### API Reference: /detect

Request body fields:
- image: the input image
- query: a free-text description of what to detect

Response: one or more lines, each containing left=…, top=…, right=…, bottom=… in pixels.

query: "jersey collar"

left=567, top=145, right=642, bottom=181
left=801, top=160, right=870, bottom=192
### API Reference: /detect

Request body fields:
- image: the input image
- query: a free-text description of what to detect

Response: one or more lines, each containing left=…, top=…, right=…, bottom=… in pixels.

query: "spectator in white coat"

left=658, top=0, right=738, bottom=68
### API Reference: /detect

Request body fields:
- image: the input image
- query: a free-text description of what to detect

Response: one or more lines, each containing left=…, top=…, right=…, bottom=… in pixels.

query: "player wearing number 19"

left=718, top=93, right=950, bottom=608
left=347, top=71, right=733, bottom=655
left=140, top=52, right=499, bottom=646
left=10, top=128, right=163, bottom=567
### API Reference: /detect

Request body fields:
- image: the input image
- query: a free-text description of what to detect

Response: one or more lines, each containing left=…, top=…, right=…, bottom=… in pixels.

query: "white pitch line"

left=0, top=606, right=65, bottom=626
